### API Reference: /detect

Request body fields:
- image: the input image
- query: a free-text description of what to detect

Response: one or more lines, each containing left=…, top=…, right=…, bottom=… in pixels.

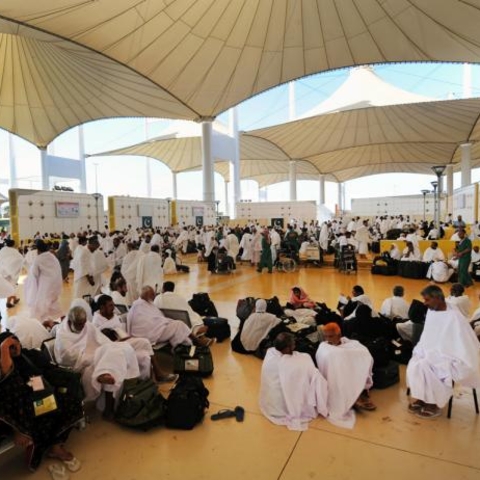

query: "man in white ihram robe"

left=24, top=241, right=63, bottom=321
left=0, top=239, right=24, bottom=306
left=407, top=285, right=480, bottom=418
left=316, top=323, right=375, bottom=429
left=92, top=295, right=153, bottom=379
left=2, top=314, right=51, bottom=349
left=127, top=286, right=207, bottom=348
left=260, top=332, right=328, bottom=431
left=121, top=244, right=143, bottom=303
left=354, top=221, right=370, bottom=258
left=72, top=238, right=98, bottom=299
left=136, top=245, right=163, bottom=294
left=225, top=231, right=240, bottom=260
left=55, top=305, right=140, bottom=415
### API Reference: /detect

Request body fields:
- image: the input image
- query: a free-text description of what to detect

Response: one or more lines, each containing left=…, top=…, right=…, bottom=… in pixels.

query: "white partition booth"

left=9, top=189, right=103, bottom=243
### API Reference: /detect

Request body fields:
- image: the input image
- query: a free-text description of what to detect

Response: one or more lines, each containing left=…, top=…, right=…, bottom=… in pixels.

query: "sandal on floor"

left=211, top=409, right=236, bottom=421
left=357, top=401, right=377, bottom=411
left=6, top=303, right=14, bottom=308
left=48, top=464, right=70, bottom=480
left=408, top=401, right=424, bottom=413
left=416, top=408, right=441, bottom=419
left=62, top=457, right=81, bottom=473
left=234, top=406, right=245, bottom=422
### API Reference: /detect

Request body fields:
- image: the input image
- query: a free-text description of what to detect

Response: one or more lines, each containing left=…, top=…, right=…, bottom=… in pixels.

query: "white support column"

left=461, top=143, right=472, bottom=187
left=224, top=180, right=229, bottom=217
left=40, top=148, right=49, bottom=190
left=446, top=164, right=454, bottom=213
left=201, top=120, right=215, bottom=203
left=8, top=133, right=17, bottom=188
left=337, top=182, right=343, bottom=213
left=289, top=160, right=297, bottom=201
left=172, top=172, right=178, bottom=200
left=78, top=126, right=87, bottom=193
left=229, top=108, right=241, bottom=217
left=318, top=174, right=325, bottom=205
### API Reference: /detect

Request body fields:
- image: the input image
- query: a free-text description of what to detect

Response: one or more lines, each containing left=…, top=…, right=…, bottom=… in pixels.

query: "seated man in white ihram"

left=127, top=286, right=213, bottom=348
left=153, top=281, right=207, bottom=334
left=55, top=305, right=140, bottom=419
left=259, top=332, right=328, bottom=431
left=1, top=314, right=51, bottom=349
left=407, top=285, right=480, bottom=419
left=316, top=323, right=376, bottom=429
left=426, top=260, right=454, bottom=283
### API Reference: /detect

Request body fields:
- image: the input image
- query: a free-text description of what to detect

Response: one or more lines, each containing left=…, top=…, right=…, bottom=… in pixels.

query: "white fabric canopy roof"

left=2, top=1, right=480, bottom=146
left=92, top=97, right=480, bottom=186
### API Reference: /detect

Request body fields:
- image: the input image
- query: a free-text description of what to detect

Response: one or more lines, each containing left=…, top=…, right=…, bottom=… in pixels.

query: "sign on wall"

left=56, top=202, right=80, bottom=218
left=192, top=206, right=205, bottom=217
left=142, top=216, right=153, bottom=228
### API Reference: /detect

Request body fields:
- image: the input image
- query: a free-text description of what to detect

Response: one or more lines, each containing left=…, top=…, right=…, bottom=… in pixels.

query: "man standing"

left=72, top=236, right=98, bottom=299
left=257, top=229, right=273, bottom=274
left=121, top=243, right=143, bottom=303
left=355, top=220, right=371, bottom=259
left=407, top=285, right=480, bottom=418
left=454, top=229, right=473, bottom=287
left=136, top=244, right=163, bottom=294
left=24, top=240, right=63, bottom=321
left=0, top=239, right=24, bottom=308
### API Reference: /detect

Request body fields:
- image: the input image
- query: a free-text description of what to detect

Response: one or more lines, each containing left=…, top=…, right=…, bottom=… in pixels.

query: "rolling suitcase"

left=173, top=345, right=214, bottom=377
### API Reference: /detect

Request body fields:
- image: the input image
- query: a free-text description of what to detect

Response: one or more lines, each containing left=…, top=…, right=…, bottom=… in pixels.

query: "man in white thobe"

left=316, top=323, right=375, bottom=429
left=240, top=299, right=282, bottom=353
left=121, top=243, right=143, bottom=304
left=153, top=281, right=207, bottom=334
left=24, top=240, right=63, bottom=321
left=380, top=286, right=409, bottom=320
left=127, top=286, right=211, bottom=348
left=1, top=314, right=52, bottom=349
left=426, top=261, right=454, bottom=283
left=136, top=245, right=163, bottom=294
left=55, top=305, right=140, bottom=418
left=259, top=332, right=328, bottom=431
left=407, top=285, right=480, bottom=418
left=355, top=221, right=370, bottom=258
left=225, top=230, right=240, bottom=260
left=0, top=239, right=24, bottom=307
left=174, top=228, right=189, bottom=254
left=72, top=237, right=98, bottom=299
left=93, top=294, right=165, bottom=380
left=422, top=242, right=445, bottom=263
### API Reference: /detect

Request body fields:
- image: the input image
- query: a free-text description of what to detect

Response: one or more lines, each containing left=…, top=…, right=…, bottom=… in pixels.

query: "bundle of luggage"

left=115, top=375, right=210, bottom=431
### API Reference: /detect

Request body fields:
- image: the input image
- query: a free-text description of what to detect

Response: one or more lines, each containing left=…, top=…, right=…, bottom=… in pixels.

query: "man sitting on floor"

left=315, top=323, right=376, bottom=429
left=153, top=281, right=207, bottom=334
left=93, top=294, right=174, bottom=382
left=380, top=286, right=409, bottom=320
left=446, top=283, right=472, bottom=318
left=127, top=286, right=213, bottom=348
left=426, top=260, right=454, bottom=283
left=422, top=241, right=445, bottom=263
left=406, top=285, right=480, bottom=419
left=236, top=299, right=282, bottom=354
left=259, top=332, right=328, bottom=431
left=55, top=305, right=140, bottom=419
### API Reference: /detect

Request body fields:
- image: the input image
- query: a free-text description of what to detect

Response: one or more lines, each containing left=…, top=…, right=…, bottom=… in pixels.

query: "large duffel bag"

left=360, top=337, right=391, bottom=369
left=371, top=264, right=397, bottom=276
left=372, top=361, right=400, bottom=389
left=173, top=345, right=214, bottom=377
left=236, top=297, right=256, bottom=322
left=165, top=376, right=209, bottom=430
left=189, top=292, right=218, bottom=317
left=203, top=317, right=231, bottom=342
left=398, top=261, right=428, bottom=279
left=115, top=378, right=166, bottom=430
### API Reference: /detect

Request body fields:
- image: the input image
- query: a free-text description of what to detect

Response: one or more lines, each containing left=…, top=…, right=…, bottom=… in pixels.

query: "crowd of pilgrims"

left=0, top=218, right=479, bottom=476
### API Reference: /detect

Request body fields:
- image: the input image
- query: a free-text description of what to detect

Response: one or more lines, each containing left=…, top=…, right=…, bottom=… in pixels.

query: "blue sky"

left=1, top=62, right=480, bottom=214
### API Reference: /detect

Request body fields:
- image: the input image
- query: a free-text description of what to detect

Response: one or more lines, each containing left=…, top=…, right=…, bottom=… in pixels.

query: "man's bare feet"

left=97, top=373, right=115, bottom=385
left=13, top=431, right=32, bottom=448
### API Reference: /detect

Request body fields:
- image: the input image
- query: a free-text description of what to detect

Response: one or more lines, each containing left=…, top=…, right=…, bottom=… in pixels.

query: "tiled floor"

left=1, top=258, right=479, bottom=479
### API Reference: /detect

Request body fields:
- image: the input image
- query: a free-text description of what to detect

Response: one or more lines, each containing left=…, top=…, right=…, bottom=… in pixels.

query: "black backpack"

left=265, top=296, right=284, bottom=318
left=189, top=292, right=218, bottom=317
left=236, top=297, right=256, bottom=322
left=165, top=376, right=210, bottom=430
left=114, top=378, right=166, bottom=431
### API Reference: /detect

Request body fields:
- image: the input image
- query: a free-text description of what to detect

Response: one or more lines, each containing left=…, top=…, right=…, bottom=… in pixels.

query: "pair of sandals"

left=48, top=457, right=81, bottom=480
left=211, top=406, right=245, bottom=422
left=408, top=401, right=441, bottom=419
left=354, top=397, right=377, bottom=412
